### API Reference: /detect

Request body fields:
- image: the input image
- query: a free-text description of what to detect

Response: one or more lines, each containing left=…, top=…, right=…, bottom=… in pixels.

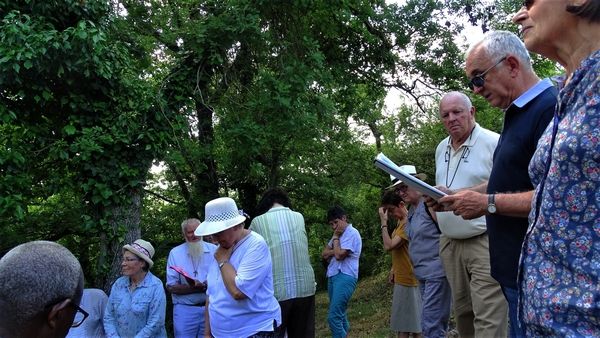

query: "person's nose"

left=512, top=7, right=527, bottom=25
left=472, top=85, right=484, bottom=95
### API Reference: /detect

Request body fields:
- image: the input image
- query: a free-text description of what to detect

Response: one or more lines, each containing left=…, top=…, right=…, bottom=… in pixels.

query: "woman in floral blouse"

left=512, top=1, right=600, bottom=336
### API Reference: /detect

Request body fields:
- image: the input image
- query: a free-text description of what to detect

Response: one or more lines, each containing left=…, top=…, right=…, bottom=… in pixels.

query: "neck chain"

left=445, top=126, right=475, bottom=188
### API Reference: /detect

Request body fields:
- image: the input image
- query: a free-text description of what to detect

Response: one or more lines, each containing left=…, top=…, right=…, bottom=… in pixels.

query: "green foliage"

left=0, top=0, right=172, bottom=288
left=2, top=0, right=558, bottom=295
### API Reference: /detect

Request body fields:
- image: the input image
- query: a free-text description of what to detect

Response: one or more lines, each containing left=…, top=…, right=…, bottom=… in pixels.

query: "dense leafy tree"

left=2, top=0, right=562, bottom=296
left=0, top=0, right=171, bottom=290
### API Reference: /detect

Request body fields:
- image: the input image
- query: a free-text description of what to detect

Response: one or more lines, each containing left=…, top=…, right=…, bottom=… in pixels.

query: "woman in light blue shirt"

left=104, top=239, right=167, bottom=338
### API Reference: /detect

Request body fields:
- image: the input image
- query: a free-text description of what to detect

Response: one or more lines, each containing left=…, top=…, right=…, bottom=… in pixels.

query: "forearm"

left=204, top=297, right=211, bottom=337
left=322, top=245, right=334, bottom=260
left=494, top=190, right=533, bottom=217
left=332, top=238, right=348, bottom=260
left=469, top=182, right=488, bottom=193
left=220, top=262, right=247, bottom=300
left=380, top=225, right=393, bottom=251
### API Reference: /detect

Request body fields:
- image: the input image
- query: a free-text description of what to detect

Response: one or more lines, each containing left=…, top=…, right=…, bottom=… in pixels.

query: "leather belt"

left=179, top=301, right=206, bottom=307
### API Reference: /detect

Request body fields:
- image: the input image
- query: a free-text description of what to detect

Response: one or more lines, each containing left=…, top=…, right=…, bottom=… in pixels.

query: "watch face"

left=488, top=205, right=497, bottom=213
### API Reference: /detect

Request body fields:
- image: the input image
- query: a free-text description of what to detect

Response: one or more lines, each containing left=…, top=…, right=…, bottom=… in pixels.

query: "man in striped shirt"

left=250, top=188, right=316, bottom=338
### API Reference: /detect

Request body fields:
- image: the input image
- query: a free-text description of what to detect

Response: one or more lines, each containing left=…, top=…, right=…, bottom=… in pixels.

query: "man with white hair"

left=166, top=218, right=217, bottom=337
left=436, top=30, right=557, bottom=338
left=0, top=240, right=85, bottom=338
left=431, top=91, right=508, bottom=338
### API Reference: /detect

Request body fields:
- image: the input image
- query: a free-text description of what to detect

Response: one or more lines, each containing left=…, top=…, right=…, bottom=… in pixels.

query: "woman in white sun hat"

left=104, top=239, right=167, bottom=338
left=195, top=197, right=281, bottom=338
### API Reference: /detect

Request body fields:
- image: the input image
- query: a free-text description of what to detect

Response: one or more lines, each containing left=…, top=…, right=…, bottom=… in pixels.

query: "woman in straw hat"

left=195, top=197, right=281, bottom=338
left=104, top=239, right=167, bottom=338
left=511, top=1, right=600, bottom=336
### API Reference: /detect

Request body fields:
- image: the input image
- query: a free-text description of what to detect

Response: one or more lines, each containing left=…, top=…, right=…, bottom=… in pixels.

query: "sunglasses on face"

left=467, top=56, right=507, bottom=90
left=523, top=0, right=534, bottom=10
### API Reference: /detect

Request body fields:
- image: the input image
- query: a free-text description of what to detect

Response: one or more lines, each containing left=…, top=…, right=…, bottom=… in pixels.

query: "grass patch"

left=315, top=271, right=394, bottom=338
left=315, top=271, right=458, bottom=338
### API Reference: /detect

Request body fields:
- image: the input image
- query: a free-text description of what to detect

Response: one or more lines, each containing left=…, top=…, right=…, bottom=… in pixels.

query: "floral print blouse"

left=521, top=49, right=600, bottom=337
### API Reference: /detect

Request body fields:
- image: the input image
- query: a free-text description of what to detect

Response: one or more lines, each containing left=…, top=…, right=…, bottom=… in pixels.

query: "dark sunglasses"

left=523, top=0, right=534, bottom=10
left=467, top=56, right=507, bottom=90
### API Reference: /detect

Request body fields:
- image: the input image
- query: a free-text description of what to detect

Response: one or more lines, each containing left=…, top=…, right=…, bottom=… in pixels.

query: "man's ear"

left=506, top=55, right=521, bottom=77
left=46, top=299, right=70, bottom=330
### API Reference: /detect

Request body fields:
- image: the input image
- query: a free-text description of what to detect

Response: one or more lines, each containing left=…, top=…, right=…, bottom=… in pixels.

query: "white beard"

left=186, top=240, right=203, bottom=261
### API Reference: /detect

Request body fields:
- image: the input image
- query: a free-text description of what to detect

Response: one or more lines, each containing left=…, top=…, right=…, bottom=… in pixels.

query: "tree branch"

left=143, top=188, right=183, bottom=205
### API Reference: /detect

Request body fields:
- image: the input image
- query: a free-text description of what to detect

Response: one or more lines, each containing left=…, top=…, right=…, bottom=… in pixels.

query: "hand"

left=438, top=190, right=487, bottom=220
left=194, top=280, right=207, bottom=292
left=424, top=186, right=453, bottom=212
left=388, top=270, right=394, bottom=284
left=378, top=207, right=388, bottom=224
left=214, top=245, right=232, bottom=262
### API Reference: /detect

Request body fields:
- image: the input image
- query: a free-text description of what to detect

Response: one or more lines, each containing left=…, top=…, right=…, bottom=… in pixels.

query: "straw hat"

left=195, top=197, right=246, bottom=236
left=123, top=239, right=155, bottom=269
left=386, top=165, right=428, bottom=189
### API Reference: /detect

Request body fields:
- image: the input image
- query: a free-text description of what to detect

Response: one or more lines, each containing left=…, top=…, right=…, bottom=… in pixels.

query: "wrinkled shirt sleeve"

left=234, top=240, right=271, bottom=299
left=103, top=283, right=120, bottom=338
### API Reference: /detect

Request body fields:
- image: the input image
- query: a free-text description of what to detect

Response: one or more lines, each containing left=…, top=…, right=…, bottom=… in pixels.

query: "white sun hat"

left=386, top=165, right=428, bottom=189
left=195, top=197, right=246, bottom=236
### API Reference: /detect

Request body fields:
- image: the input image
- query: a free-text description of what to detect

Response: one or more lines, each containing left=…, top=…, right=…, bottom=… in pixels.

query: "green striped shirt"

left=250, top=206, right=316, bottom=301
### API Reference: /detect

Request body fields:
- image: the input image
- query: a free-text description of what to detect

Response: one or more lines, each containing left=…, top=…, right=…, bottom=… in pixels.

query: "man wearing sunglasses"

left=433, top=30, right=557, bottom=338
left=0, top=240, right=85, bottom=338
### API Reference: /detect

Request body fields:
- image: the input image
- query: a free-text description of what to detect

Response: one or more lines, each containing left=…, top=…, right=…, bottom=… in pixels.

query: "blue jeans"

left=501, top=285, right=526, bottom=338
left=327, top=273, right=357, bottom=338
left=419, top=277, right=452, bottom=338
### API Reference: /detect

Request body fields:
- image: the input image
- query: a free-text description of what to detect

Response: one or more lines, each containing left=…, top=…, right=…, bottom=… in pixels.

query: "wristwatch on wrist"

left=487, top=194, right=497, bottom=214
left=218, top=260, right=228, bottom=269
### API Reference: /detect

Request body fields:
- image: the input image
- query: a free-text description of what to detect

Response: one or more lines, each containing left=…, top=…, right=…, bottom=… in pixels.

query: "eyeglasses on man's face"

left=71, top=301, right=89, bottom=328
left=45, top=298, right=89, bottom=328
left=122, top=256, right=140, bottom=263
left=467, top=56, right=507, bottom=90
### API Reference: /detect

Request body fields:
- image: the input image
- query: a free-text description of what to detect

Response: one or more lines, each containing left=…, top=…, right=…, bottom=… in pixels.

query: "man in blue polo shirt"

left=436, top=30, right=557, bottom=338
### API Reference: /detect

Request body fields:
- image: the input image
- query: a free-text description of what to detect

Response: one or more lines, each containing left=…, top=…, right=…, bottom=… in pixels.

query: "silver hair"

left=0, top=241, right=83, bottom=333
left=181, top=218, right=201, bottom=232
left=439, top=91, right=473, bottom=112
left=468, top=30, right=533, bottom=71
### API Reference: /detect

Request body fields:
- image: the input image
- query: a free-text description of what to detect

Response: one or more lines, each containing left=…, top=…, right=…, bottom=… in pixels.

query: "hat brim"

left=195, top=215, right=246, bottom=236
left=386, top=173, right=428, bottom=189
left=122, top=245, right=154, bottom=269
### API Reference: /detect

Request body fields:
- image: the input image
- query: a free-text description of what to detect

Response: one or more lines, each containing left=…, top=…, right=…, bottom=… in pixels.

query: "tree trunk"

left=95, top=189, right=142, bottom=294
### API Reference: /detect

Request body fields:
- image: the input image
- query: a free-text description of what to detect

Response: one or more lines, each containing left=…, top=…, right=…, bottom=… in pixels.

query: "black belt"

left=179, top=301, right=206, bottom=307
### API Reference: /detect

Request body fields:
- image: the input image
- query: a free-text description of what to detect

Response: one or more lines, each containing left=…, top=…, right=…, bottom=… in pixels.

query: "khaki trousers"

left=439, top=233, right=508, bottom=338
